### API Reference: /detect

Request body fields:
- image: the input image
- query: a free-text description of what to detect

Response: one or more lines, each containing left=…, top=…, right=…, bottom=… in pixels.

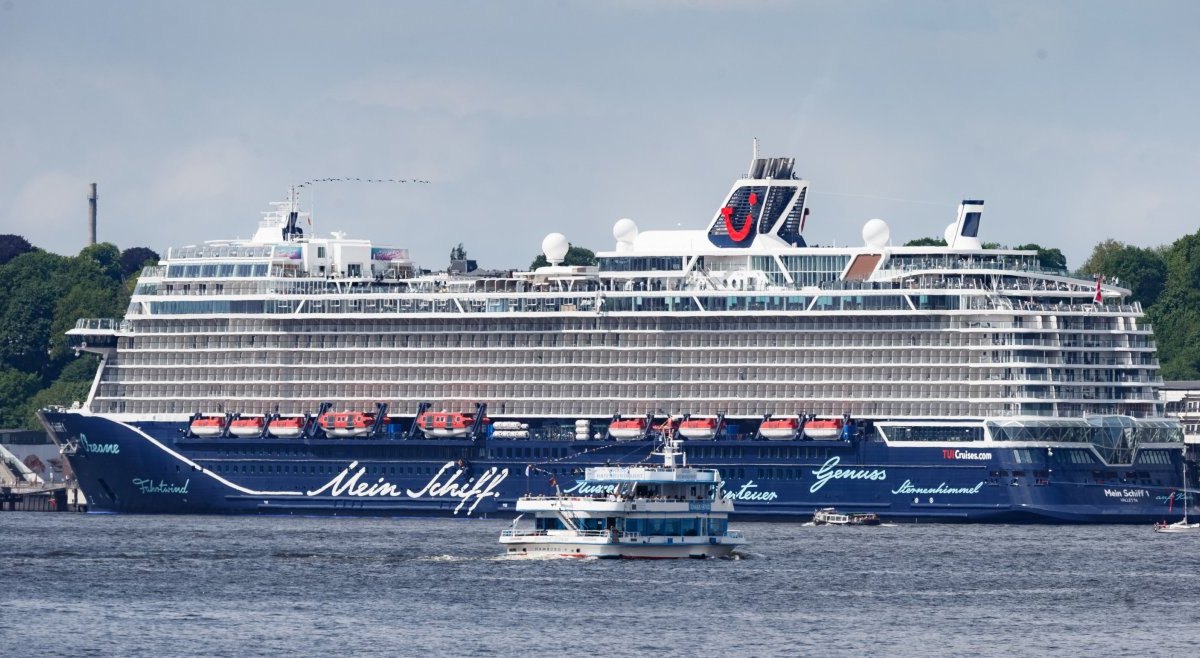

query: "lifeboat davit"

left=229, top=417, right=265, bottom=438
left=267, top=416, right=306, bottom=439
left=759, top=416, right=800, bottom=440
left=804, top=419, right=845, bottom=440
left=678, top=416, right=719, bottom=440
left=189, top=416, right=224, bottom=438
left=318, top=411, right=374, bottom=438
left=416, top=411, right=477, bottom=438
left=608, top=417, right=648, bottom=440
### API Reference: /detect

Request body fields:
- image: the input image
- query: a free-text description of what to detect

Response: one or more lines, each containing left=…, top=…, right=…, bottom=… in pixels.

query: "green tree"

left=530, top=245, right=596, bottom=269
left=0, top=234, right=35, bottom=265
left=0, top=250, right=69, bottom=375
left=0, top=241, right=134, bottom=427
left=1013, top=243, right=1067, bottom=271
left=120, top=247, right=160, bottom=277
left=450, top=243, right=467, bottom=262
left=1149, top=230, right=1200, bottom=380
left=1077, top=239, right=1167, bottom=308
left=0, top=367, right=41, bottom=427
left=903, top=237, right=947, bottom=247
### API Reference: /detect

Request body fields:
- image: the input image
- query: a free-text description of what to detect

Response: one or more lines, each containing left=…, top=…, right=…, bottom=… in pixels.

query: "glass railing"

left=71, top=318, right=129, bottom=331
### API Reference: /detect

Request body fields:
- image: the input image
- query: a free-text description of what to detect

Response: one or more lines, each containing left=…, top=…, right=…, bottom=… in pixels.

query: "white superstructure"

left=68, top=154, right=1179, bottom=460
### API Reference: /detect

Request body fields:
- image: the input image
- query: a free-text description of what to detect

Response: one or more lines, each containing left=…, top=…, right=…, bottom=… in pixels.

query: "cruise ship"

left=39, top=150, right=1188, bottom=522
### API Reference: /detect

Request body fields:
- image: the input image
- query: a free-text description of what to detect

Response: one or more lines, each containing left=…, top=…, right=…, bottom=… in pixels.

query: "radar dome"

left=613, top=218, right=639, bottom=243
left=862, top=218, right=890, bottom=248
left=541, top=233, right=569, bottom=265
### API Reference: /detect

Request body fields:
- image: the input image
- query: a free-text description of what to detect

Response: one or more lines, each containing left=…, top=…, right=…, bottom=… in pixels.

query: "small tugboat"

left=499, top=437, right=746, bottom=559
left=812, top=507, right=882, bottom=526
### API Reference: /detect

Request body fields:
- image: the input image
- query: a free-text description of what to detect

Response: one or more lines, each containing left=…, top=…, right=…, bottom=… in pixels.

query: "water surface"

left=2, top=514, right=1197, bottom=657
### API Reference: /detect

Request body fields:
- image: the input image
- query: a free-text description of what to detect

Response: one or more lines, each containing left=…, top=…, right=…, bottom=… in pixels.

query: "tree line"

left=0, top=235, right=157, bottom=429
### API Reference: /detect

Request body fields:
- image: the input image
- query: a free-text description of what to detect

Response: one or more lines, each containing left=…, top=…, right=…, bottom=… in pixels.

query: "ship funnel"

left=945, top=199, right=983, bottom=249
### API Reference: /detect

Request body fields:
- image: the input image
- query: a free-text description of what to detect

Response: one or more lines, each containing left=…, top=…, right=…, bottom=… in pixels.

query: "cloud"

left=145, top=139, right=258, bottom=206
left=5, top=170, right=94, bottom=253
left=333, top=71, right=585, bottom=119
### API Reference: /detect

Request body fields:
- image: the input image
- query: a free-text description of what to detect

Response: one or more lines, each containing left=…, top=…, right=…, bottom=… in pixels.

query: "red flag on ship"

left=1093, top=274, right=1103, bottom=304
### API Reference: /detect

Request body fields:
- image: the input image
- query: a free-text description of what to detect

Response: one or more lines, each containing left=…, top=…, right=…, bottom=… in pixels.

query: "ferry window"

left=317, top=247, right=326, bottom=258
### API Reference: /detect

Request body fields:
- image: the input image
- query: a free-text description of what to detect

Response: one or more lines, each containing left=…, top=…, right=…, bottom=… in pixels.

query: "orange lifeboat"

left=678, top=416, right=719, bottom=440
left=189, top=416, right=224, bottom=438
left=229, top=417, right=265, bottom=438
left=608, top=417, right=648, bottom=440
left=803, top=419, right=844, bottom=440
left=267, top=416, right=306, bottom=439
left=759, top=416, right=800, bottom=440
left=318, top=411, right=374, bottom=438
left=416, top=411, right=477, bottom=438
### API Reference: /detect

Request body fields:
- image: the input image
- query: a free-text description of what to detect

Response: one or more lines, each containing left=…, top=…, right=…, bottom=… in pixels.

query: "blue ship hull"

left=41, top=412, right=1190, bottom=523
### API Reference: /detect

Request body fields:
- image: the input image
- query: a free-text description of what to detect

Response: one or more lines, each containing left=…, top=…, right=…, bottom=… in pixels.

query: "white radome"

left=862, top=218, right=890, bottom=248
left=542, top=233, right=569, bottom=265
left=943, top=222, right=958, bottom=246
left=613, top=218, right=639, bottom=244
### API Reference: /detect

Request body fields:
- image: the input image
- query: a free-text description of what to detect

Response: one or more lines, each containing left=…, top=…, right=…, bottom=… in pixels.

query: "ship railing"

left=500, top=529, right=549, bottom=538
left=875, top=258, right=1068, bottom=276
left=167, top=244, right=277, bottom=260
left=72, top=318, right=129, bottom=332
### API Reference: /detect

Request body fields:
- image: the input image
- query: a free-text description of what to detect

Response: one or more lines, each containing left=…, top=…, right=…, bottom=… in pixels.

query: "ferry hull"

left=40, top=411, right=1190, bottom=523
left=500, top=541, right=741, bottom=559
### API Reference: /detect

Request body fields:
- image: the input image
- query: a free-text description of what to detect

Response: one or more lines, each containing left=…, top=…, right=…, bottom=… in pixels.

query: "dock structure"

left=0, top=443, right=85, bottom=512
left=0, top=484, right=85, bottom=512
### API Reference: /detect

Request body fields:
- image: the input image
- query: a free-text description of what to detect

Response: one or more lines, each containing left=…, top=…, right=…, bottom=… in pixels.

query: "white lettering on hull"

left=306, top=461, right=509, bottom=515
left=810, top=457, right=887, bottom=493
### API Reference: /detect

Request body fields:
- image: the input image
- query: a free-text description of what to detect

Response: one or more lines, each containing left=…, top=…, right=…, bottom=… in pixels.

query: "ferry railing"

left=500, top=529, right=619, bottom=538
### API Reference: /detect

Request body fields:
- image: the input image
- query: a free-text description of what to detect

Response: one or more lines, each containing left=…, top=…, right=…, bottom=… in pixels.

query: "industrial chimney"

left=88, top=183, right=98, bottom=246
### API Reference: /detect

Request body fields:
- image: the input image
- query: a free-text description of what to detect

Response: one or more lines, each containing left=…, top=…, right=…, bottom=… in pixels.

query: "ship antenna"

left=747, top=138, right=760, bottom=177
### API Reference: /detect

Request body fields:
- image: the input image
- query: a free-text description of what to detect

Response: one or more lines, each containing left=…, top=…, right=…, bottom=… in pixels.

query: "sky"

left=1, top=0, right=1198, bottom=272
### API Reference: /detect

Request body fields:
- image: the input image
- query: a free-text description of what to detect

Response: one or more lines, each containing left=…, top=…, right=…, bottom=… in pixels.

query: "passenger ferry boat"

left=499, top=438, right=744, bottom=558
left=811, top=507, right=882, bottom=526
left=39, top=149, right=1189, bottom=522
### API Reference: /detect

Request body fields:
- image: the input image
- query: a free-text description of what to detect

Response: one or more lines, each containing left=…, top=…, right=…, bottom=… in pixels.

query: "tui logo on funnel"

left=710, top=187, right=762, bottom=247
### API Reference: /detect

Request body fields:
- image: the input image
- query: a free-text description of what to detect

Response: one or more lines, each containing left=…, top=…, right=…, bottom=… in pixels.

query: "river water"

left=1, top=514, right=1198, bottom=657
